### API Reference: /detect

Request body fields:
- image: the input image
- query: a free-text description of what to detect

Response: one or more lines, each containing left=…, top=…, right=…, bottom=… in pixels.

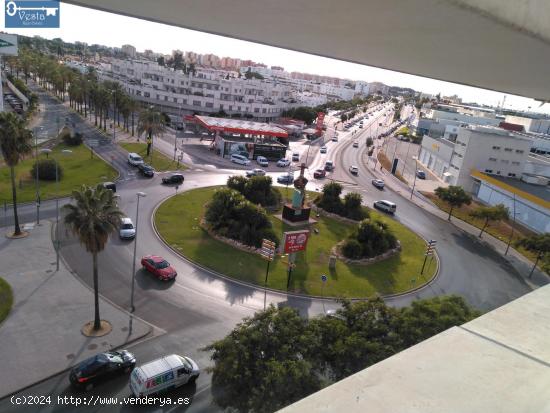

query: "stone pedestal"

left=282, top=203, right=311, bottom=223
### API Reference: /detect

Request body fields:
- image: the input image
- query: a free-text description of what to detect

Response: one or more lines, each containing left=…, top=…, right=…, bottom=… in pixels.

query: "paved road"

left=0, top=92, right=535, bottom=412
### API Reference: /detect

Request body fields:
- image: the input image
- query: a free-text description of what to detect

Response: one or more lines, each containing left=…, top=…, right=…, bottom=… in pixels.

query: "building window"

left=484, top=169, right=493, bottom=173
left=205, top=102, right=213, bottom=108
left=173, top=98, right=178, bottom=103
left=488, top=157, right=497, bottom=161
left=193, top=100, right=201, bottom=106
left=254, top=108, right=260, bottom=113
left=492, top=146, right=501, bottom=150
left=516, top=149, right=524, bottom=154
left=164, top=96, right=168, bottom=101
left=508, top=173, right=517, bottom=177
left=512, top=161, right=520, bottom=165
left=501, top=160, right=509, bottom=164
left=504, top=148, right=512, bottom=152
left=496, top=171, right=501, bottom=174
left=229, top=105, right=233, bottom=111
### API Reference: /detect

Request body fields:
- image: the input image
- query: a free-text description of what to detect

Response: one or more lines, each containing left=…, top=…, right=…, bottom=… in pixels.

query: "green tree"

left=62, top=185, right=123, bottom=330
left=434, top=185, right=472, bottom=221
left=343, top=219, right=397, bottom=259
left=203, top=306, right=322, bottom=412
left=137, top=106, right=166, bottom=157
left=516, top=233, right=550, bottom=278
left=469, top=204, right=509, bottom=238
left=0, top=112, right=33, bottom=236
left=316, top=181, right=344, bottom=214
left=343, top=192, right=367, bottom=221
left=366, top=137, right=374, bottom=147
left=340, top=113, right=348, bottom=122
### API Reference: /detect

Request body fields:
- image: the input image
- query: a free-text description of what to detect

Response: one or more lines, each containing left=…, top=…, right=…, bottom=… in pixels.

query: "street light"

left=130, top=191, right=147, bottom=313
left=410, top=156, right=418, bottom=199
left=34, top=126, right=44, bottom=224
left=41, top=148, right=72, bottom=271
left=505, top=193, right=518, bottom=256
left=111, top=90, right=117, bottom=142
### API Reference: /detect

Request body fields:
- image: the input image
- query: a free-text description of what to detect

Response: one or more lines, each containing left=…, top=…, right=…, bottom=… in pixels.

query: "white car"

left=256, top=156, right=269, bottom=167
left=277, top=158, right=290, bottom=167
left=246, top=168, right=266, bottom=177
left=349, top=165, right=359, bottom=175
left=352, top=141, right=359, bottom=148
left=320, top=146, right=327, bottom=154
left=372, top=179, right=385, bottom=189
left=119, top=217, right=136, bottom=240
left=230, top=154, right=251, bottom=165
left=127, top=152, right=144, bottom=166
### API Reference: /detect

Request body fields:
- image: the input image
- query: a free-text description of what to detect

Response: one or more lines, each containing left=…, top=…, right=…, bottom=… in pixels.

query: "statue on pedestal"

left=282, top=163, right=312, bottom=224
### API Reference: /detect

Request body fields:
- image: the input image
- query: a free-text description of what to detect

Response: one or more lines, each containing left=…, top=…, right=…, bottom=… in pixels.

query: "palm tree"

left=63, top=184, right=123, bottom=330
left=0, top=113, right=33, bottom=236
left=137, top=106, right=166, bottom=159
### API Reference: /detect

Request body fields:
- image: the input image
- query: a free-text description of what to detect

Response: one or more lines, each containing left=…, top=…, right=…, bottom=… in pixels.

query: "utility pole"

left=421, top=240, right=437, bottom=274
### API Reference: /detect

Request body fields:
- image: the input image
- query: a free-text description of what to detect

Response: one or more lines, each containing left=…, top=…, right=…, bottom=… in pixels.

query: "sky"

left=3, top=2, right=549, bottom=114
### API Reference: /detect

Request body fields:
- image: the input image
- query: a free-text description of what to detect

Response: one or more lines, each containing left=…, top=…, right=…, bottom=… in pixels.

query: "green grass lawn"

left=120, top=142, right=187, bottom=171
left=0, top=142, right=117, bottom=204
left=0, top=277, right=13, bottom=325
left=155, top=187, right=435, bottom=297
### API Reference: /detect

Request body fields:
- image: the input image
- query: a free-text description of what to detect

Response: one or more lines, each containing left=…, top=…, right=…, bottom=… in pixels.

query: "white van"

left=324, top=160, right=334, bottom=171
left=127, top=153, right=144, bottom=166
left=374, top=200, right=397, bottom=214
left=130, top=354, right=200, bottom=397
left=231, top=154, right=251, bottom=165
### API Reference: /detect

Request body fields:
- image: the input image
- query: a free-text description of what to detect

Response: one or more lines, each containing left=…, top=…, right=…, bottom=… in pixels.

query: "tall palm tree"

left=138, top=106, right=166, bottom=158
left=63, top=184, right=123, bottom=330
left=0, top=112, right=33, bottom=236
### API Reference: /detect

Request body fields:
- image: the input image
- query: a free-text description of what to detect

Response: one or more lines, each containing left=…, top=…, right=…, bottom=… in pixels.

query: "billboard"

left=283, top=230, right=310, bottom=253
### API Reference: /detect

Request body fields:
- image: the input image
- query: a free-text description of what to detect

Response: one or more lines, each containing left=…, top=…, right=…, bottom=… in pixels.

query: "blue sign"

left=321, top=274, right=327, bottom=283
left=5, top=1, right=60, bottom=28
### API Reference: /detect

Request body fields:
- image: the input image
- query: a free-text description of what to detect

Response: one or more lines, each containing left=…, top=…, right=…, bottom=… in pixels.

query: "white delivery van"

left=374, top=200, right=397, bottom=214
left=129, top=354, right=200, bottom=397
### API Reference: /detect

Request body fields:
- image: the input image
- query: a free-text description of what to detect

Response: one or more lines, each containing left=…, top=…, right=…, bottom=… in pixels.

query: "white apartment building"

left=121, top=45, right=136, bottom=58
left=354, top=81, right=370, bottom=96
left=419, top=126, right=532, bottom=191
left=505, top=115, right=550, bottom=134
left=100, top=59, right=305, bottom=121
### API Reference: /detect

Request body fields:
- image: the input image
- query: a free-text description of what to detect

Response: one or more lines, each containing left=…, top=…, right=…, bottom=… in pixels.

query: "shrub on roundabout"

left=315, top=181, right=368, bottom=221
left=204, top=188, right=279, bottom=248
left=30, top=159, right=63, bottom=181
left=227, top=175, right=282, bottom=207
left=342, top=219, right=398, bottom=259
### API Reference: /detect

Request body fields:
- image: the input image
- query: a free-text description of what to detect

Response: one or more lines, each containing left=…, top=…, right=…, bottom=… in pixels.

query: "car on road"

left=416, top=170, right=426, bottom=179
left=320, top=146, right=327, bottom=154
left=324, top=160, right=335, bottom=171
left=256, top=156, right=269, bottom=167
left=352, top=141, right=359, bottom=148
left=331, top=136, right=338, bottom=142
left=230, top=154, right=251, bottom=165
left=70, top=350, right=136, bottom=391
left=119, top=217, right=136, bottom=240
left=137, top=163, right=155, bottom=177
left=358, top=124, right=363, bottom=129
left=277, top=158, right=290, bottom=167
left=292, top=153, right=300, bottom=162
left=373, top=200, right=397, bottom=214
left=277, top=173, right=294, bottom=184
left=130, top=354, right=200, bottom=397
left=162, top=173, right=184, bottom=185
left=127, top=153, right=144, bottom=166
left=372, top=179, right=385, bottom=189
left=141, top=255, right=177, bottom=281
left=246, top=168, right=266, bottom=177
left=349, top=165, right=359, bottom=175
left=313, top=169, right=326, bottom=179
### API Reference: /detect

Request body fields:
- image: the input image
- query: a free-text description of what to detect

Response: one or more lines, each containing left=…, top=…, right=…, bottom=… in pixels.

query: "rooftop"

left=194, top=116, right=289, bottom=138
left=490, top=175, right=550, bottom=203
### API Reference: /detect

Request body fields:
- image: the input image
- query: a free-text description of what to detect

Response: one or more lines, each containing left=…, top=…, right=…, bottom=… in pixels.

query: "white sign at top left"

left=0, top=33, right=18, bottom=56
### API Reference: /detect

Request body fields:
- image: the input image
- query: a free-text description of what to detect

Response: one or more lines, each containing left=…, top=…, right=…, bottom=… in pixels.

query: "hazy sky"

left=4, top=2, right=549, bottom=114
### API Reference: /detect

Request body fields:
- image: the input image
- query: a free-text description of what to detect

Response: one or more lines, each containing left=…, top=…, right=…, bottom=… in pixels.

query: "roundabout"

left=153, top=185, right=438, bottom=298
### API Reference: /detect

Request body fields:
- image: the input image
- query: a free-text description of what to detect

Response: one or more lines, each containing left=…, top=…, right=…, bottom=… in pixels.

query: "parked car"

left=277, top=158, right=290, bottom=167
left=313, top=169, right=326, bottom=179
left=119, top=217, right=136, bottom=240
left=141, top=255, right=177, bottom=281
left=137, top=163, right=154, bottom=177
left=416, top=170, right=426, bottom=179
left=358, top=124, right=363, bottom=129
left=246, top=168, right=266, bottom=177
left=324, top=160, right=334, bottom=171
left=277, top=173, right=294, bottom=184
left=374, top=200, right=397, bottom=214
left=70, top=350, right=136, bottom=391
left=349, top=165, right=359, bottom=175
left=162, top=173, right=184, bottom=185
left=352, top=141, right=359, bottom=148
left=127, top=152, right=144, bottom=166
left=320, top=146, right=327, bottom=154
left=331, top=136, right=338, bottom=142
left=231, top=154, right=251, bottom=165
left=130, top=355, right=200, bottom=397
left=292, top=153, right=300, bottom=162
left=102, top=182, right=117, bottom=192
left=371, top=179, right=385, bottom=189
left=256, top=156, right=269, bottom=167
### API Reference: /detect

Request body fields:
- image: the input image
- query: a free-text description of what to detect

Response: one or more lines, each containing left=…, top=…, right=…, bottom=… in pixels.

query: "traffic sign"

left=260, top=238, right=276, bottom=261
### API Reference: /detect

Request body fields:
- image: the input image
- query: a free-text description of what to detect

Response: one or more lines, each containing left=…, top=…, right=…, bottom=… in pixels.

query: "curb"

left=150, top=188, right=440, bottom=302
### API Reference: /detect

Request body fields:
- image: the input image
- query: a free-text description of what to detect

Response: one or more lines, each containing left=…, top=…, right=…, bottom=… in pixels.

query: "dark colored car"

left=69, top=350, right=136, bottom=391
left=137, top=163, right=155, bottom=177
left=162, top=173, right=184, bottom=185
left=141, top=255, right=177, bottom=280
left=313, top=169, right=326, bottom=179
left=416, top=170, right=426, bottom=179
left=102, top=182, right=117, bottom=192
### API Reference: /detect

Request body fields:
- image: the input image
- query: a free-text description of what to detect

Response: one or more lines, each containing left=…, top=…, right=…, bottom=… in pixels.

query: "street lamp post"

left=505, top=194, right=518, bottom=256
left=34, top=126, right=44, bottom=224
left=410, top=156, right=418, bottom=199
left=41, top=148, right=72, bottom=271
left=112, top=91, right=117, bottom=142
left=130, top=191, right=147, bottom=313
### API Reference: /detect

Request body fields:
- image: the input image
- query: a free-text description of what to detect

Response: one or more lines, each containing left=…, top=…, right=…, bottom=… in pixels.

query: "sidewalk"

left=0, top=221, right=152, bottom=398
left=368, top=145, right=548, bottom=285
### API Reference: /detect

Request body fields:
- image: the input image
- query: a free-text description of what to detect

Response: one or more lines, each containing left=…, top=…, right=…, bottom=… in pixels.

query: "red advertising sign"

left=316, top=112, right=326, bottom=136
left=283, top=230, right=310, bottom=253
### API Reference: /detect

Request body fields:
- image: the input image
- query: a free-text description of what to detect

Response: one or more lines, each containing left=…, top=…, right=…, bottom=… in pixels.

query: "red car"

left=140, top=255, right=177, bottom=281
left=313, top=169, right=326, bottom=179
